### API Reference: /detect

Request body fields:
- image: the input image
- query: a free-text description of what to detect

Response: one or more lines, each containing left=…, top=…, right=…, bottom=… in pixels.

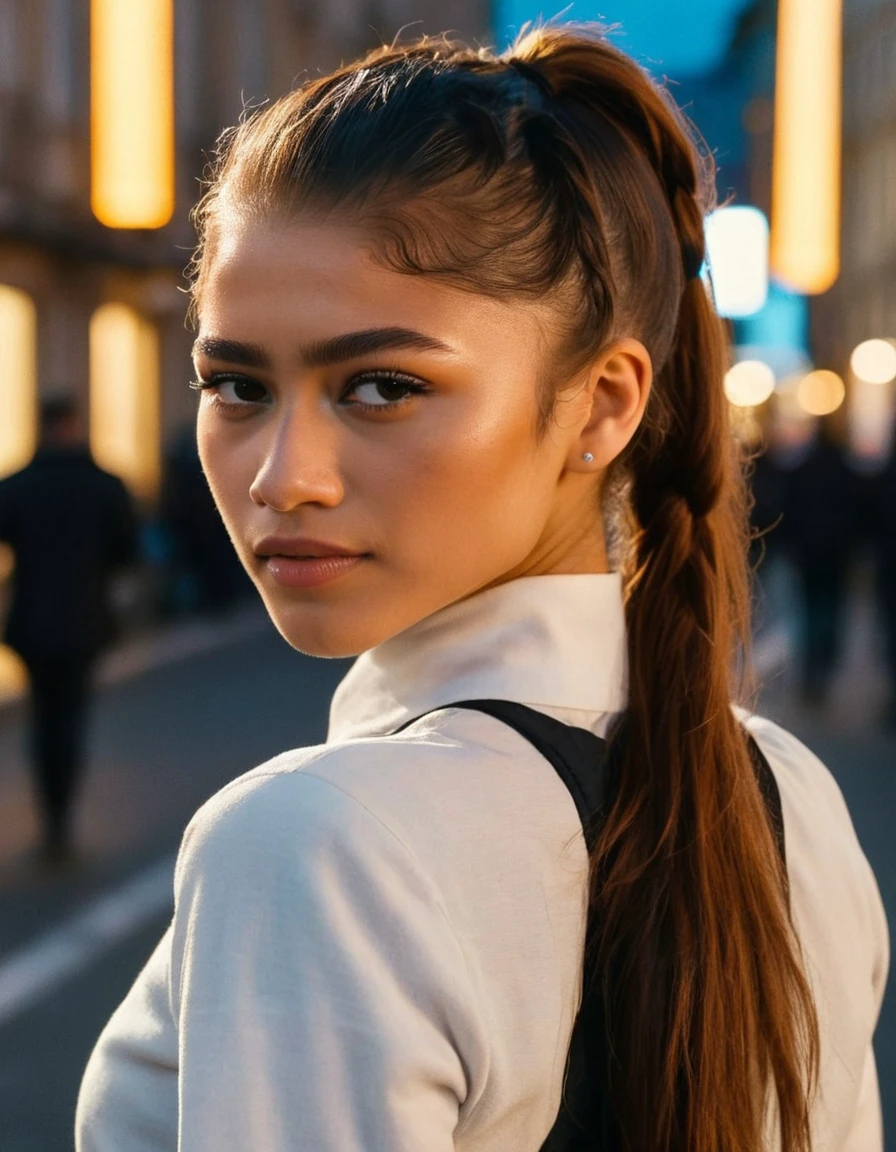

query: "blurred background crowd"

left=0, top=0, right=893, bottom=1148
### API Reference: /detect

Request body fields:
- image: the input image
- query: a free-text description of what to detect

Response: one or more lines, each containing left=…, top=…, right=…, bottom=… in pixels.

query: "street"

left=0, top=584, right=893, bottom=1151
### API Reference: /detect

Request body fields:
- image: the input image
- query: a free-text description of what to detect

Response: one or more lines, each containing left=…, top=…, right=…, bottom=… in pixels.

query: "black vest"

left=390, top=699, right=787, bottom=1151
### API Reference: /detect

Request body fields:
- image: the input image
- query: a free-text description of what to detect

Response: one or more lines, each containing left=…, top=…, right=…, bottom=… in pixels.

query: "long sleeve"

left=745, top=712, right=890, bottom=1151
left=841, top=1044, right=883, bottom=1152
left=168, top=765, right=482, bottom=1151
left=840, top=830, right=890, bottom=1152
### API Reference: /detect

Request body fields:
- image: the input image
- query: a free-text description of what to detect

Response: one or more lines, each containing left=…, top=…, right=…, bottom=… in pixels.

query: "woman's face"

left=195, top=216, right=607, bottom=657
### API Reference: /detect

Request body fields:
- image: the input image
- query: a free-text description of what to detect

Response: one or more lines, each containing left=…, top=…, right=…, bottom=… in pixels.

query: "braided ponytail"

left=515, top=29, right=821, bottom=1151
left=192, top=23, right=820, bottom=1149
left=604, top=273, right=820, bottom=1151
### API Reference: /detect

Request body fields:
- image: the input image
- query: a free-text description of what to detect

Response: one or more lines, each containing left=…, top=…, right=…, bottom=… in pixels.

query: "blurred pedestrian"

left=0, top=395, right=139, bottom=863
left=159, top=424, right=250, bottom=614
left=782, top=419, right=861, bottom=704
left=868, top=429, right=896, bottom=726
left=747, top=439, right=788, bottom=633
left=78, top=26, right=886, bottom=1152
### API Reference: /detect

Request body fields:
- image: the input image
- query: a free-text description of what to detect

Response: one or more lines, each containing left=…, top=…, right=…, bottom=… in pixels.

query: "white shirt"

left=76, top=572, right=889, bottom=1152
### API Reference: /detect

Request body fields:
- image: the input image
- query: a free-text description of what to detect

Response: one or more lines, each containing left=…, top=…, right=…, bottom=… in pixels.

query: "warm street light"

left=0, top=285, right=38, bottom=479
left=89, top=303, right=161, bottom=501
left=770, top=0, right=842, bottom=294
left=724, top=360, right=776, bottom=408
left=797, top=370, right=845, bottom=416
left=90, top=0, right=175, bottom=228
left=850, top=339, right=896, bottom=385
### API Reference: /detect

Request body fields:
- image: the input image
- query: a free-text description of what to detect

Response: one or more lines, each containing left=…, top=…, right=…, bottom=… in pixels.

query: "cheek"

left=378, top=404, right=549, bottom=549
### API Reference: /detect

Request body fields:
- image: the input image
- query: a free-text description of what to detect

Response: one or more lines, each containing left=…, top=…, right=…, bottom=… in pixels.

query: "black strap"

left=391, top=699, right=786, bottom=864
left=389, top=699, right=787, bottom=1150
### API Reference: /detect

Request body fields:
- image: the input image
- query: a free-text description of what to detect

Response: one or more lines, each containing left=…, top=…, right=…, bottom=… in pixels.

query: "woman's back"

left=77, top=575, right=887, bottom=1150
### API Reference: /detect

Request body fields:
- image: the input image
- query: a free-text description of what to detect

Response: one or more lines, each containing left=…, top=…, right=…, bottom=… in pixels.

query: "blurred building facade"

left=682, top=0, right=895, bottom=456
left=0, top=0, right=490, bottom=501
left=675, top=0, right=776, bottom=217
left=814, top=0, right=896, bottom=372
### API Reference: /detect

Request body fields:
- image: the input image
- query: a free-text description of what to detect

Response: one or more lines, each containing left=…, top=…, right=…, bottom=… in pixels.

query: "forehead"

left=196, top=214, right=556, bottom=364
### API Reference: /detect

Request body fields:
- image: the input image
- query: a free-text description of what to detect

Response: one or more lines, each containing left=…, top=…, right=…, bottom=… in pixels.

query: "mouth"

left=252, top=535, right=369, bottom=561
left=261, top=551, right=370, bottom=590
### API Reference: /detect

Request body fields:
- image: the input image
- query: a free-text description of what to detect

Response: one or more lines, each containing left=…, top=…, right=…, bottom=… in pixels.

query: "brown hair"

left=190, top=22, right=819, bottom=1150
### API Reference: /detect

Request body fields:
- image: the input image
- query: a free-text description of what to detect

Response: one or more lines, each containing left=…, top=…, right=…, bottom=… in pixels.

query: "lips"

left=253, top=536, right=368, bottom=560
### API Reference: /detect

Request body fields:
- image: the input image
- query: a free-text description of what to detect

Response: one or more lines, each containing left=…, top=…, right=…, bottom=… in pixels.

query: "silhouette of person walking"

left=0, top=396, right=139, bottom=862
left=159, top=425, right=250, bottom=614
left=868, top=429, right=896, bottom=727
left=782, top=420, right=861, bottom=705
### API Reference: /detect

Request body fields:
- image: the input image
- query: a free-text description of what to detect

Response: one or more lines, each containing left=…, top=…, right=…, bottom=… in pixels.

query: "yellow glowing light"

left=724, top=360, right=776, bottom=408
left=0, top=644, right=27, bottom=701
left=0, top=286, right=38, bottom=479
left=848, top=371, right=895, bottom=462
left=89, top=303, right=160, bottom=501
left=91, top=0, right=175, bottom=228
left=770, top=0, right=842, bottom=293
left=850, top=339, right=896, bottom=385
left=797, top=370, right=845, bottom=416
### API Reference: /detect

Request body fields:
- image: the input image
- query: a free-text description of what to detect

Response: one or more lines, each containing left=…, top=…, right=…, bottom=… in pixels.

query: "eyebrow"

left=192, top=327, right=457, bottom=370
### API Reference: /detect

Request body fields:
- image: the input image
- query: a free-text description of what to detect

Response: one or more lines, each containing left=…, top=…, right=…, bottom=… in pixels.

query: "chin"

left=262, top=597, right=394, bottom=660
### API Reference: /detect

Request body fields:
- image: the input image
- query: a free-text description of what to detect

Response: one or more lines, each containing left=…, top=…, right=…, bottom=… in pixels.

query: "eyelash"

left=188, top=369, right=428, bottom=416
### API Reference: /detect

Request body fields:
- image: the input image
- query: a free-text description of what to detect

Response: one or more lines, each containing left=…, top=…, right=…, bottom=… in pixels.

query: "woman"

left=76, top=23, right=888, bottom=1152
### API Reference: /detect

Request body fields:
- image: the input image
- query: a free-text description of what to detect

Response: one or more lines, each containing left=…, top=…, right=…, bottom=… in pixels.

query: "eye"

left=341, top=370, right=428, bottom=412
left=190, top=374, right=270, bottom=411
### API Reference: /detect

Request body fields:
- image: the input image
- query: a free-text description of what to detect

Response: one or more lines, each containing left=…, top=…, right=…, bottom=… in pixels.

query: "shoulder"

left=739, top=709, right=870, bottom=877
left=0, top=463, right=31, bottom=492
left=180, top=742, right=385, bottom=850
left=174, top=712, right=527, bottom=911
left=738, top=710, right=859, bottom=844
left=88, top=460, right=131, bottom=495
left=175, top=737, right=455, bottom=901
left=738, top=710, right=889, bottom=1000
left=170, top=739, right=478, bottom=1004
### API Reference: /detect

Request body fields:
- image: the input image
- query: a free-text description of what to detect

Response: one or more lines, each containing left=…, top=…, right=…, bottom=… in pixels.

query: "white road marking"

left=0, top=854, right=175, bottom=1025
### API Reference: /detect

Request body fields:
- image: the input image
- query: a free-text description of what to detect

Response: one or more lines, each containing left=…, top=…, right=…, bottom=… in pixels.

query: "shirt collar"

left=327, top=572, right=628, bottom=742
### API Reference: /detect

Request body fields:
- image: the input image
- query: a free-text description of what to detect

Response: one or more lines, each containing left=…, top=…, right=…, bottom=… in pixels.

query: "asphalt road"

left=0, top=588, right=892, bottom=1151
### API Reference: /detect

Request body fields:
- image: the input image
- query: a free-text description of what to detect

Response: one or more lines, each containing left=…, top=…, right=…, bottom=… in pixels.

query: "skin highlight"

left=195, top=216, right=652, bottom=659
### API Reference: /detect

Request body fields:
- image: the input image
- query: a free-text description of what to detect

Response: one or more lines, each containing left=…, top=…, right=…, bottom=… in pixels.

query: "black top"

left=392, top=698, right=786, bottom=1151
left=0, top=447, right=139, bottom=660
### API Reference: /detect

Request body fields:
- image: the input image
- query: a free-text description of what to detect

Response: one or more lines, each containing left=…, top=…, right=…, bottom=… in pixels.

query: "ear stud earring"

left=582, top=452, right=594, bottom=463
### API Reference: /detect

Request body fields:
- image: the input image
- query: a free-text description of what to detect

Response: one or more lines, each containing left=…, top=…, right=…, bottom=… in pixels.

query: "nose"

left=248, top=402, right=345, bottom=512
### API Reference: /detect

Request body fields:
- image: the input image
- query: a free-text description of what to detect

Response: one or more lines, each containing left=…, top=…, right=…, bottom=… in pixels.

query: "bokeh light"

left=724, top=360, right=776, bottom=407
left=91, top=0, right=175, bottom=228
left=0, top=285, right=38, bottom=479
left=705, top=206, right=769, bottom=317
left=770, top=0, right=842, bottom=293
left=850, top=339, right=896, bottom=385
left=797, top=369, right=845, bottom=416
left=89, top=303, right=161, bottom=501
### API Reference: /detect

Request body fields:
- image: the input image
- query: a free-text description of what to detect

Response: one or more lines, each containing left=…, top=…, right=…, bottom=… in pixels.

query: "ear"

left=567, top=338, right=653, bottom=472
